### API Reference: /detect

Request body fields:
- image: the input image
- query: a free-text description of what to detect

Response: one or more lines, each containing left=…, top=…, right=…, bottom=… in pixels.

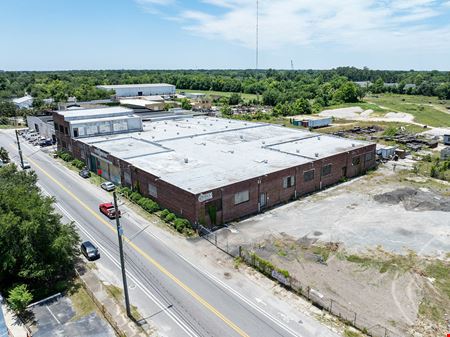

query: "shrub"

left=7, top=284, right=33, bottom=314
left=160, top=209, right=170, bottom=218
left=173, top=218, right=191, bottom=232
left=165, top=212, right=176, bottom=222
left=118, top=186, right=132, bottom=198
left=130, top=192, right=142, bottom=203
left=58, top=151, right=73, bottom=162
left=138, top=198, right=159, bottom=213
left=72, top=159, right=85, bottom=170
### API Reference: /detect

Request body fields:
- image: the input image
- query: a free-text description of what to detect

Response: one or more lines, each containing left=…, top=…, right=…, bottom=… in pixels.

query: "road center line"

left=27, top=155, right=250, bottom=337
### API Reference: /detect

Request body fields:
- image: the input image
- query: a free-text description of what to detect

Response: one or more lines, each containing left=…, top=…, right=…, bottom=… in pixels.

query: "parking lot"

left=29, top=294, right=115, bottom=337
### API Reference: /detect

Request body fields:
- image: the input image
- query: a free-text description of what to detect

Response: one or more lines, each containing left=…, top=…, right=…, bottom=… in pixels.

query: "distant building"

left=353, top=81, right=371, bottom=87
left=443, top=134, right=450, bottom=145
left=27, top=115, right=55, bottom=141
left=97, top=84, right=176, bottom=98
left=290, top=116, right=332, bottom=129
left=441, top=147, right=450, bottom=160
left=12, top=95, right=33, bottom=109
left=119, top=98, right=165, bottom=111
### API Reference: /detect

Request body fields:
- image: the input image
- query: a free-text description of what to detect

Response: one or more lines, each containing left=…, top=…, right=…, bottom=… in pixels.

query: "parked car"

left=80, top=241, right=100, bottom=261
left=79, top=168, right=91, bottom=178
left=39, top=138, right=53, bottom=147
left=100, top=181, right=115, bottom=191
left=21, top=161, right=31, bottom=169
left=99, top=202, right=121, bottom=219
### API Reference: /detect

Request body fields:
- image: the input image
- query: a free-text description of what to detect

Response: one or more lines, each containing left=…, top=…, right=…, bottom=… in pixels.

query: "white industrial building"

left=12, top=95, right=33, bottom=109
left=97, top=83, right=176, bottom=98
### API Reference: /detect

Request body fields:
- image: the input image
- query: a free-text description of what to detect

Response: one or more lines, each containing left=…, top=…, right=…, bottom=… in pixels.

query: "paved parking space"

left=30, top=294, right=115, bottom=337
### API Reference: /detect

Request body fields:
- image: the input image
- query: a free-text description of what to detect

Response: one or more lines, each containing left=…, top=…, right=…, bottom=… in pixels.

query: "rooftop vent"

left=177, top=132, right=180, bottom=135
left=153, top=126, right=156, bottom=129
left=210, top=124, right=212, bottom=126
left=152, top=136, right=155, bottom=139
left=263, top=159, right=268, bottom=164
left=184, top=158, right=188, bottom=163
left=317, top=136, right=321, bottom=140
left=164, top=129, right=166, bottom=132
left=262, top=141, right=265, bottom=145
left=352, top=143, right=356, bottom=147
left=315, top=153, right=319, bottom=157
left=296, top=149, right=300, bottom=153
left=240, top=135, right=244, bottom=140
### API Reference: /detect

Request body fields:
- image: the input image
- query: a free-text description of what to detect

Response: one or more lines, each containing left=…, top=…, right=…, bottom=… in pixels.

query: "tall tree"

left=0, top=165, right=79, bottom=296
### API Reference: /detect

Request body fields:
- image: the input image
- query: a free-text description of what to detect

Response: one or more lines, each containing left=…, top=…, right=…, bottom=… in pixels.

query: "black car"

left=79, top=168, right=91, bottom=178
left=80, top=241, right=100, bottom=261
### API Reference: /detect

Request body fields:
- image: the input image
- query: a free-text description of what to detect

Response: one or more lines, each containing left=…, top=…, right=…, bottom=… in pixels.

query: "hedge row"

left=117, top=187, right=194, bottom=236
left=57, top=151, right=86, bottom=170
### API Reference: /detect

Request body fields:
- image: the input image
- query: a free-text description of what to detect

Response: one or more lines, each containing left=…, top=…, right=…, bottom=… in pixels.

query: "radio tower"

left=256, top=0, right=259, bottom=71
left=255, top=0, right=259, bottom=103
left=291, top=59, right=294, bottom=70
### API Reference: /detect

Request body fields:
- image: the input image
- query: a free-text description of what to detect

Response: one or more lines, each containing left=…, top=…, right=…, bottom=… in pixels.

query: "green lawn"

left=176, top=89, right=257, bottom=101
left=366, top=94, right=450, bottom=127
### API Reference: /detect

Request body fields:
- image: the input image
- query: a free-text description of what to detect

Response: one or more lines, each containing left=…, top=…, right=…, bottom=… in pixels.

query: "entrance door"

left=342, top=166, right=347, bottom=178
left=260, top=193, right=266, bottom=209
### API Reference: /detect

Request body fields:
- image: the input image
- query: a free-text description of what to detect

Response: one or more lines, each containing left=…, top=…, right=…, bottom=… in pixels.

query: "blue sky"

left=1, top=0, right=450, bottom=70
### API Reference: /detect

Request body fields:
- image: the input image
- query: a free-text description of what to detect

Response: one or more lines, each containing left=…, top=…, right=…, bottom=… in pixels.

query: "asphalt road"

left=0, top=129, right=339, bottom=337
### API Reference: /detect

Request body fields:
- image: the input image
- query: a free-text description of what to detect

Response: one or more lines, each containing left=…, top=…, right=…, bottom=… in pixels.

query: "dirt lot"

left=221, top=162, right=450, bottom=257
left=210, top=160, right=450, bottom=336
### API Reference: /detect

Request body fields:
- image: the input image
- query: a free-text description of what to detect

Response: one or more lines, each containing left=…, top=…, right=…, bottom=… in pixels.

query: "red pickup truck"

left=99, top=202, right=121, bottom=219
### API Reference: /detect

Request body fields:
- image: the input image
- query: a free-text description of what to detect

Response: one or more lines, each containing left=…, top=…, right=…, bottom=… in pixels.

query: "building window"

left=54, top=122, right=58, bottom=130
left=148, top=183, right=158, bottom=198
left=303, top=169, right=315, bottom=182
left=282, top=175, right=295, bottom=188
left=73, top=128, right=79, bottom=138
left=234, top=190, right=249, bottom=205
left=321, top=164, right=332, bottom=177
left=64, top=127, right=68, bottom=135
left=59, top=125, right=64, bottom=133
left=365, top=152, right=374, bottom=162
left=352, top=156, right=361, bottom=166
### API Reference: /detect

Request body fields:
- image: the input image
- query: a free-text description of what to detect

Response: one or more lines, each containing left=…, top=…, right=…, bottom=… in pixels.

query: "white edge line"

left=37, top=183, right=198, bottom=337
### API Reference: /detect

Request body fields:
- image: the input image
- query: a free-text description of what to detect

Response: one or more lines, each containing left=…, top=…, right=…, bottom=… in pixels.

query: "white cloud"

left=132, top=0, right=450, bottom=59
left=134, top=0, right=175, bottom=14
left=175, top=0, right=450, bottom=53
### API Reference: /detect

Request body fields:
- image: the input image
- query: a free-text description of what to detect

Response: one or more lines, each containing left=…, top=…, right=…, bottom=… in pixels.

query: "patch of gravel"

left=373, top=187, right=450, bottom=212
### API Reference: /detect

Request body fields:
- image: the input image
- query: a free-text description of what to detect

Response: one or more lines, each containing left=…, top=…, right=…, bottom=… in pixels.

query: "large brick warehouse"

left=54, top=107, right=376, bottom=227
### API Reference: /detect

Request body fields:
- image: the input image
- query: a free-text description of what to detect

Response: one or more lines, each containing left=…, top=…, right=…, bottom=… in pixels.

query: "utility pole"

left=15, top=130, right=24, bottom=168
left=113, top=191, right=131, bottom=318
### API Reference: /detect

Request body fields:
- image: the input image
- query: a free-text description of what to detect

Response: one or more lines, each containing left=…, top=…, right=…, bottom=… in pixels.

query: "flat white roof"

left=97, top=83, right=174, bottom=89
left=79, top=117, right=371, bottom=194
left=57, top=107, right=133, bottom=119
left=119, top=99, right=162, bottom=107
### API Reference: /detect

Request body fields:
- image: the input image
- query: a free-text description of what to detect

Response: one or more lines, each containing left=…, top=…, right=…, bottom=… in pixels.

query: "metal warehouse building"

left=55, top=109, right=376, bottom=227
left=97, top=83, right=176, bottom=98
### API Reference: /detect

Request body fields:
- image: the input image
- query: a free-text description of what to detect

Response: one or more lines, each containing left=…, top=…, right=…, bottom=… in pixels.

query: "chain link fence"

left=229, top=244, right=404, bottom=337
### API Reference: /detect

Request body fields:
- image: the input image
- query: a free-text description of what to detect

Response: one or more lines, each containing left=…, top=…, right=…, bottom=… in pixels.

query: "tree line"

left=0, top=68, right=449, bottom=115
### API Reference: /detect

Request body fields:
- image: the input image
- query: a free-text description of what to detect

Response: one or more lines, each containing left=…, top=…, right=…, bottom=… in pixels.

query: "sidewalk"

left=75, top=265, right=149, bottom=337
left=0, top=301, right=30, bottom=337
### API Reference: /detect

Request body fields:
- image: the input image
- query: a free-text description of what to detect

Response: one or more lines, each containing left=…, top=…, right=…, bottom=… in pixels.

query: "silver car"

left=100, top=181, right=115, bottom=191
left=22, top=161, right=31, bottom=169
